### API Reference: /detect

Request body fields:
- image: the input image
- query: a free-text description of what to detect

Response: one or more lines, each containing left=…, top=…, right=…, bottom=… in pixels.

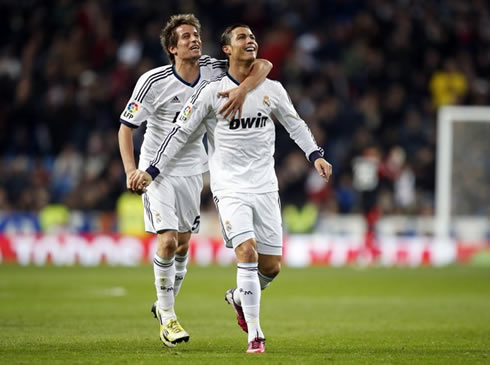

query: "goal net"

left=436, top=106, right=490, bottom=240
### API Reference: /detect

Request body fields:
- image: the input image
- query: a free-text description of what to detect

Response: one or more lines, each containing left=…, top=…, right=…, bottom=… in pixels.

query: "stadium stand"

left=1, top=0, right=489, bottom=234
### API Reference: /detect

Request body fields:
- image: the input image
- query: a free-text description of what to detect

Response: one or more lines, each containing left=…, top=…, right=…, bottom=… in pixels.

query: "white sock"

left=233, top=269, right=275, bottom=306
left=174, top=253, right=189, bottom=297
left=153, top=254, right=176, bottom=321
left=258, top=270, right=275, bottom=290
left=237, top=262, right=264, bottom=341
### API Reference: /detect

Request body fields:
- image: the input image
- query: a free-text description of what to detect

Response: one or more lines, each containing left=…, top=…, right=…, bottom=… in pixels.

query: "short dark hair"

left=160, top=14, right=201, bottom=64
left=220, top=23, right=251, bottom=47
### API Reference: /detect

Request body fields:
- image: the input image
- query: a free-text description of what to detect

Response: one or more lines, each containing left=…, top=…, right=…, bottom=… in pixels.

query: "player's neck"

left=227, top=61, right=253, bottom=84
left=173, top=58, right=200, bottom=84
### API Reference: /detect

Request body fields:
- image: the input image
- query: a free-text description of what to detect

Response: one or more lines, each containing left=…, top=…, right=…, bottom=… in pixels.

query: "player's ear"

left=222, top=45, right=231, bottom=57
left=169, top=46, right=177, bottom=57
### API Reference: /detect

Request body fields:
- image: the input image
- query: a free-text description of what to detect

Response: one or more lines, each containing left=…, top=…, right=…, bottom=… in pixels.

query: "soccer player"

left=130, top=24, right=332, bottom=353
left=118, top=15, right=272, bottom=348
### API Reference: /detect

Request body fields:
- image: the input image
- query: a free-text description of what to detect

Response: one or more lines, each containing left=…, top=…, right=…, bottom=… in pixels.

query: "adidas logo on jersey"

left=229, top=113, right=268, bottom=130
left=170, top=96, right=180, bottom=103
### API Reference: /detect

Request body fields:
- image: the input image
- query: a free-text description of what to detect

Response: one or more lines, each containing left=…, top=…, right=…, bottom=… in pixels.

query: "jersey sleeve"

left=199, top=55, right=228, bottom=78
left=119, top=72, right=160, bottom=128
left=145, top=80, right=216, bottom=179
left=271, top=82, right=324, bottom=162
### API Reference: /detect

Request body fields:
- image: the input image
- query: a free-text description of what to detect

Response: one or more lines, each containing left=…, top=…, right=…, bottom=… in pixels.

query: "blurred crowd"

left=1, top=0, right=489, bottom=223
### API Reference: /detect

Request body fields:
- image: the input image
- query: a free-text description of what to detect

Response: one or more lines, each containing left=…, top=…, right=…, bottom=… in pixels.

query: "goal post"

left=436, top=106, right=490, bottom=240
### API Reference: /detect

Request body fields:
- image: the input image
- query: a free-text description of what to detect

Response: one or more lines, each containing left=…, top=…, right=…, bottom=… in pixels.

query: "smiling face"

left=222, top=26, right=258, bottom=63
left=168, top=24, right=202, bottom=62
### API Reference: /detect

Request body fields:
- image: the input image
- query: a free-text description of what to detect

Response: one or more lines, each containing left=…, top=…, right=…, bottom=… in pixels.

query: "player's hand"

left=217, top=85, right=246, bottom=121
left=314, top=158, right=332, bottom=182
left=126, top=169, right=143, bottom=194
left=126, top=169, right=137, bottom=190
left=128, top=169, right=153, bottom=194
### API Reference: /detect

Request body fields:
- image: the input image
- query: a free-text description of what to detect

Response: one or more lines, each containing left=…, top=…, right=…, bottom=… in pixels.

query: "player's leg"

left=174, top=232, right=190, bottom=297
left=234, top=237, right=265, bottom=353
left=215, top=195, right=249, bottom=332
left=257, top=254, right=281, bottom=289
left=144, top=177, right=189, bottom=347
left=239, top=191, right=283, bottom=354
left=255, top=191, right=283, bottom=289
left=223, top=192, right=283, bottom=332
left=173, top=174, right=203, bottom=296
left=231, top=253, right=281, bottom=305
left=154, top=229, right=178, bottom=321
left=214, top=194, right=265, bottom=353
left=236, top=191, right=282, bottom=353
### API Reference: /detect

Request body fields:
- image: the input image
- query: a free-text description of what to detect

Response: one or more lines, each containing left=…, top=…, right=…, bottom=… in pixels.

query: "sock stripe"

left=258, top=271, right=273, bottom=281
left=237, top=265, right=258, bottom=271
left=153, top=258, right=174, bottom=268
left=175, top=255, right=188, bottom=262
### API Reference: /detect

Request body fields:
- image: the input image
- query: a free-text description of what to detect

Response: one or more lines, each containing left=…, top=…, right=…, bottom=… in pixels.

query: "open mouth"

left=190, top=45, right=200, bottom=51
left=245, top=46, right=256, bottom=53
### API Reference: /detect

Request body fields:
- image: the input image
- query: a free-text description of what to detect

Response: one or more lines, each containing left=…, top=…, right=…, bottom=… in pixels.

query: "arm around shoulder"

left=217, top=59, right=272, bottom=119
left=242, top=59, right=273, bottom=92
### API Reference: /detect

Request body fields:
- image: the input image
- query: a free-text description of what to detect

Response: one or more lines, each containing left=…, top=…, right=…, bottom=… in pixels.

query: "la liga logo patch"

left=183, top=105, right=192, bottom=118
left=179, top=105, right=192, bottom=122
left=127, top=102, right=139, bottom=113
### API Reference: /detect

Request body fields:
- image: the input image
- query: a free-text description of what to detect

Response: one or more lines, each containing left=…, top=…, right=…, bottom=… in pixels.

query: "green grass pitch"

left=0, top=264, right=489, bottom=364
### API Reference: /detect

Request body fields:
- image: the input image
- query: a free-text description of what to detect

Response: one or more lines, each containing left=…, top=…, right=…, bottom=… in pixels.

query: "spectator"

left=1, top=0, right=489, bottom=219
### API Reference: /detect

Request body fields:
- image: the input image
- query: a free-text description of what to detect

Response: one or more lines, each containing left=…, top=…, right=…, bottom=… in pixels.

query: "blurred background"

left=0, top=0, right=489, bottom=266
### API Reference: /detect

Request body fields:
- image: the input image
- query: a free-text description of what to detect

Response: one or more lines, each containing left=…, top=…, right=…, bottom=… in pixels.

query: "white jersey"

left=147, top=72, right=324, bottom=194
left=120, top=55, right=227, bottom=176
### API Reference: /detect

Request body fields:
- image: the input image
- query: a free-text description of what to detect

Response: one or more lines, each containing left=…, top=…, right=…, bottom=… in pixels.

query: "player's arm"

left=118, top=124, right=138, bottom=189
left=272, top=83, right=332, bottom=182
left=218, top=58, right=273, bottom=120
left=130, top=83, right=215, bottom=190
left=118, top=78, right=154, bottom=193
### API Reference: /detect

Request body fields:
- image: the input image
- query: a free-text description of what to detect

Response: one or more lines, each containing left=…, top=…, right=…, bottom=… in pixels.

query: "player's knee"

left=157, top=232, right=178, bottom=256
left=271, top=261, right=281, bottom=277
left=160, top=236, right=178, bottom=250
left=235, top=240, right=258, bottom=262
left=260, top=261, right=281, bottom=278
left=175, top=243, right=189, bottom=256
left=176, top=232, right=191, bottom=255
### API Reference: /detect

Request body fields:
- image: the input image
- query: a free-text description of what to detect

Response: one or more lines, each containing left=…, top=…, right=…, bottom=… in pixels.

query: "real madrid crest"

left=155, top=212, right=162, bottom=223
left=263, top=95, right=270, bottom=107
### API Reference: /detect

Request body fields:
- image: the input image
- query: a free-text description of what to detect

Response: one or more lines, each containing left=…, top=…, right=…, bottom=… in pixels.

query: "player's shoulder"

left=199, top=55, right=228, bottom=68
left=264, top=78, right=283, bottom=88
left=190, top=73, right=227, bottom=103
left=262, top=78, right=285, bottom=93
left=133, top=65, right=174, bottom=102
left=137, top=65, right=173, bottom=84
left=198, top=72, right=227, bottom=89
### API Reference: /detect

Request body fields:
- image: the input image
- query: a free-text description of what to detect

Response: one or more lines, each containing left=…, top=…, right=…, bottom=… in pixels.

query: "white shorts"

left=142, top=174, right=202, bottom=234
left=213, top=191, right=283, bottom=256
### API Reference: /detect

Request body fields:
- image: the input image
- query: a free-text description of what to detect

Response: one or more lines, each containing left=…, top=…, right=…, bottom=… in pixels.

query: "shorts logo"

left=127, top=102, right=139, bottom=113
left=263, top=95, right=270, bottom=107
left=225, top=220, right=232, bottom=232
left=155, top=212, right=162, bottom=223
left=179, top=105, right=192, bottom=122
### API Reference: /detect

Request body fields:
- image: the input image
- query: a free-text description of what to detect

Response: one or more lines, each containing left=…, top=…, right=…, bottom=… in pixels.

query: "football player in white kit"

left=118, top=15, right=272, bottom=348
left=130, top=24, right=332, bottom=353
